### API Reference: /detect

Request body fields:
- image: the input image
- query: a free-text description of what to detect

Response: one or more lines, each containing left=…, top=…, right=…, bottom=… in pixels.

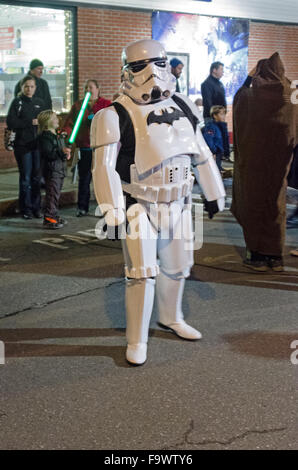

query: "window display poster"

left=152, top=11, right=249, bottom=104
left=0, top=27, right=15, bottom=50
left=0, top=4, right=74, bottom=116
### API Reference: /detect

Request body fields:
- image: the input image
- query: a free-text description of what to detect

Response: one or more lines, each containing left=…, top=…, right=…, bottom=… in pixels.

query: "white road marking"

left=33, top=238, right=69, bottom=250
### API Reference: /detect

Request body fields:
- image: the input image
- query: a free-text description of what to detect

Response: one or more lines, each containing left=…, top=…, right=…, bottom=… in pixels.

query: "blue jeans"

left=14, top=147, right=41, bottom=215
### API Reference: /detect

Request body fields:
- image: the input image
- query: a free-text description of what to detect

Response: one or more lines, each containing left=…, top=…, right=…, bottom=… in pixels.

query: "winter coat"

left=38, top=130, right=67, bottom=177
left=62, top=96, right=112, bottom=148
left=7, top=94, right=45, bottom=150
left=201, top=75, right=227, bottom=118
left=202, top=120, right=224, bottom=155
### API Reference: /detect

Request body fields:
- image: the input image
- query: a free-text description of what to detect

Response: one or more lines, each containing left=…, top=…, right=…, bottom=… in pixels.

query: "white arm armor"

left=91, top=107, right=125, bottom=224
left=175, top=93, right=226, bottom=210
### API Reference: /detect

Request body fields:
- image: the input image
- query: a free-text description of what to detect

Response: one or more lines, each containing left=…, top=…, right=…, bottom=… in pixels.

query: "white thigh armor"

left=122, top=196, right=194, bottom=280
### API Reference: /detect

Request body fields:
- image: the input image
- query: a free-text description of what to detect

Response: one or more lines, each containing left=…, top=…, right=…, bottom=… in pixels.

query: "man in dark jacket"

left=15, top=59, right=52, bottom=110
left=201, top=61, right=226, bottom=119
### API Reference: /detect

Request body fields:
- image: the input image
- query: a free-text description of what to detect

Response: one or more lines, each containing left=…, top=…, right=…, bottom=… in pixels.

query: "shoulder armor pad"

left=90, top=106, right=120, bottom=148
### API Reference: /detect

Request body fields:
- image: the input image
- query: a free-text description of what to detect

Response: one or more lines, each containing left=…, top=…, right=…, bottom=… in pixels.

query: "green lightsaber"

left=69, top=91, right=91, bottom=144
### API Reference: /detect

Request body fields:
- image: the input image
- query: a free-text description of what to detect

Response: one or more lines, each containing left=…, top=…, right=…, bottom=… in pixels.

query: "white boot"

left=156, top=270, right=202, bottom=340
left=125, top=278, right=155, bottom=365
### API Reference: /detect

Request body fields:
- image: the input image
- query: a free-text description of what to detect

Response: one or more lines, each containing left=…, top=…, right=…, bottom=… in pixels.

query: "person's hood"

left=252, top=52, right=289, bottom=88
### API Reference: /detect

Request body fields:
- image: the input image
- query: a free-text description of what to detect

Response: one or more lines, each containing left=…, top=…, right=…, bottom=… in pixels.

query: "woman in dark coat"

left=231, top=53, right=297, bottom=272
left=7, top=75, right=45, bottom=218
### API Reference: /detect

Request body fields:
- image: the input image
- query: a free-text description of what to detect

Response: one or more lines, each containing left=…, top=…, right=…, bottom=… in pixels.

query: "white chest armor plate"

left=116, top=94, right=200, bottom=176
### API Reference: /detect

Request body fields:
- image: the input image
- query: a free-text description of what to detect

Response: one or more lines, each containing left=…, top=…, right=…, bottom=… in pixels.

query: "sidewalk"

left=0, top=168, right=79, bottom=216
left=0, top=164, right=235, bottom=217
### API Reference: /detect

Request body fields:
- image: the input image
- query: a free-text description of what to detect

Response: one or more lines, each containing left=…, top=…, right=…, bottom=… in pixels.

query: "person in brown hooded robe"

left=231, top=52, right=297, bottom=272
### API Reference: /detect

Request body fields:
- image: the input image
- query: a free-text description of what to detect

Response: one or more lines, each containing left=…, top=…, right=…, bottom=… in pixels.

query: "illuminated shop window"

left=0, top=4, right=75, bottom=116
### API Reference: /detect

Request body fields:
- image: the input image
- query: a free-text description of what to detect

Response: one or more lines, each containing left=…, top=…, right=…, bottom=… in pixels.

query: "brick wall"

left=77, top=7, right=152, bottom=100
left=226, top=21, right=298, bottom=130
left=1, top=8, right=298, bottom=169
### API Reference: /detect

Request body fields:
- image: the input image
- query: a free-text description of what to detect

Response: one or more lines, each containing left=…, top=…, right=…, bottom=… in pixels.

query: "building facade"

left=0, top=0, right=297, bottom=168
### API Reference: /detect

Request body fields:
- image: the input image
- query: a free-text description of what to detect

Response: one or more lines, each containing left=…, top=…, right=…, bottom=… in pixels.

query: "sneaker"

left=243, top=259, right=269, bottom=272
left=267, top=257, right=284, bottom=272
left=58, top=217, right=67, bottom=225
left=33, top=211, right=43, bottom=219
left=290, top=248, right=298, bottom=257
left=243, top=249, right=269, bottom=272
left=43, top=217, right=64, bottom=229
left=23, top=212, right=33, bottom=220
left=76, top=209, right=88, bottom=217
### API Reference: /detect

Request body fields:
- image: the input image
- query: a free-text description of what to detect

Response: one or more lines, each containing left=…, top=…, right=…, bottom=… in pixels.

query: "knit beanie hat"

left=29, top=58, right=44, bottom=70
left=170, top=58, right=183, bottom=69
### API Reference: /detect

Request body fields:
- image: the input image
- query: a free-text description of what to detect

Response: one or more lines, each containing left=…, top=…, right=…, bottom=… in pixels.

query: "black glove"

left=102, top=223, right=125, bottom=240
left=203, top=199, right=219, bottom=219
left=95, top=216, right=124, bottom=241
left=107, top=223, right=125, bottom=240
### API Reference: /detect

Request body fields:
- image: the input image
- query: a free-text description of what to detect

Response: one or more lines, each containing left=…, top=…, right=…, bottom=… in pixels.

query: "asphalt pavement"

left=0, top=194, right=297, bottom=450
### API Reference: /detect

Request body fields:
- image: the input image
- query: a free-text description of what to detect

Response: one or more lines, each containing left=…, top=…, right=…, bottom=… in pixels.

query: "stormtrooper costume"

left=91, top=39, right=225, bottom=365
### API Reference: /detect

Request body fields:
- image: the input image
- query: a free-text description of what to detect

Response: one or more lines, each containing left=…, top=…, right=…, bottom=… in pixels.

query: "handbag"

left=4, top=99, right=23, bottom=151
left=4, top=127, right=16, bottom=151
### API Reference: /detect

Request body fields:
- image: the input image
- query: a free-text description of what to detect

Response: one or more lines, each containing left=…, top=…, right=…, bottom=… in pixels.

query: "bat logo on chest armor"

left=147, top=106, right=185, bottom=126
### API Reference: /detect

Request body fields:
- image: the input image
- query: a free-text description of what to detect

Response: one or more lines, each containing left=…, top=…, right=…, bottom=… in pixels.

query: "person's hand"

left=32, top=119, right=38, bottom=125
left=248, top=65, right=257, bottom=77
left=63, top=147, right=71, bottom=160
left=203, top=199, right=219, bottom=219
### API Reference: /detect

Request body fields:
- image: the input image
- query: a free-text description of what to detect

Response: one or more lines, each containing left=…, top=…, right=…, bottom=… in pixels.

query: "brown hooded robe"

left=231, top=52, right=297, bottom=256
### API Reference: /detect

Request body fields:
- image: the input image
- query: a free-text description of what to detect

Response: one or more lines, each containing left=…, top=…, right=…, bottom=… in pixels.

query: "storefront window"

left=0, top=3, right=75, bottom=116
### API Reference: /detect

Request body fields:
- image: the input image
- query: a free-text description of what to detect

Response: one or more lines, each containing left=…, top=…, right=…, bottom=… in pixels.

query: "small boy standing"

left=202, top=105, right=230, bottom=172
left=38, top=110, right=71, bottom=229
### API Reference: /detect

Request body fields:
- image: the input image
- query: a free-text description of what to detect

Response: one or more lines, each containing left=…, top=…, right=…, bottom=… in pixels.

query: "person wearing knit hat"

left=170, top=57, right=184, bottom=92
left=14, top=58, right=52, bottom=110
left=30, top=58, right=44, bottom=71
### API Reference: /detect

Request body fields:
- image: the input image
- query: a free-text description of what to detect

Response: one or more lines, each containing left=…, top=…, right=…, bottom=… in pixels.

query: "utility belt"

left=123, top=162, right=194, bottom=203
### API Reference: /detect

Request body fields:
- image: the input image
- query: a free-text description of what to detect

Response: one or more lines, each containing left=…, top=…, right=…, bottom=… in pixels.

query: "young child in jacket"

left=38, top=110, right=71, bottom=229
left=202, top=105, right=230, bottom=172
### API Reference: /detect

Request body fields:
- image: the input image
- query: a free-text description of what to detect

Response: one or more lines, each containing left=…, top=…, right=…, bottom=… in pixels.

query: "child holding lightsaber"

left=62, top=80, right=111, bottom=216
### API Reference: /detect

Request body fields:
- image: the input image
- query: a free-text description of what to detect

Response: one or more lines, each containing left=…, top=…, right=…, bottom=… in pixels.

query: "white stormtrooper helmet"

left=121, top=39, right=176, bottom=104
